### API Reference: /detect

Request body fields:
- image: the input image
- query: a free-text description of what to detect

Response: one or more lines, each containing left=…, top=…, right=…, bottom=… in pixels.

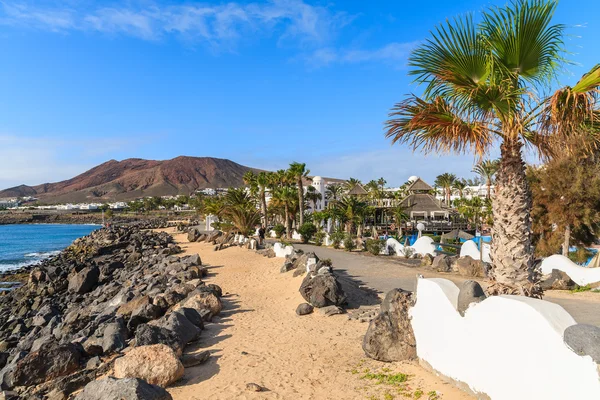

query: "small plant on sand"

left=571, top=285, right=593, bottom=293
left=403, top=247, right=415, bottom=259
left=298, top=222, right=318, bottom=243
left=366, top=239, right=385, bottom=256
left=361, top=372, right=408, bottom=386
left=314, top=230, right=326, bottom=246
left=344, top=235, right=356, bottom=252
left=427, top=391, right=439, bottom=400
left=321, top=258, right=333, bottom=267
left=413, top=389, right=423, bottom=399
left=273, top=224, right=286, bottom=238
left=384, top=392, right=395, bottom=400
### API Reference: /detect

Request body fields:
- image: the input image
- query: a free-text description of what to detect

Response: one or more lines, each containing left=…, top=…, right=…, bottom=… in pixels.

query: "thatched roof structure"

left=406, top=178, right=434, bottom=193
left=347, top=184, right=368, bottom=196
left=441, top=229, right=474, bottom=241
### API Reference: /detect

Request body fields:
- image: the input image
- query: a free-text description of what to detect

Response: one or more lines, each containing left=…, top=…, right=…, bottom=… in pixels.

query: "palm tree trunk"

left=486, top=179, right=491, bottom=199
left=562, top=225, right=571, bottom=256
left=298, top=178, right=304, bottom=226
left=260, top=188, right=268, bottom=228
left=489, top=139, right=541, bottom=297
left=285, top=204, right=292, bottom=239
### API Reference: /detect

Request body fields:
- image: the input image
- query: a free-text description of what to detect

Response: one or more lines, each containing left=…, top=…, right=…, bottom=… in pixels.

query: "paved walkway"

left=294, top=243, right=600, bottom=326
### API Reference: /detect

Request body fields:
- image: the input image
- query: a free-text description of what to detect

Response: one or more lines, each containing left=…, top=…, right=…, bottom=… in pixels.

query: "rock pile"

left=0, top=226, right=220, bottom=398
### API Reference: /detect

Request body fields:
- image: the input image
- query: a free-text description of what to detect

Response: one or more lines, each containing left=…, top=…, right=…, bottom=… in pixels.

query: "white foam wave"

left=24, top=250, right=61, bottom=258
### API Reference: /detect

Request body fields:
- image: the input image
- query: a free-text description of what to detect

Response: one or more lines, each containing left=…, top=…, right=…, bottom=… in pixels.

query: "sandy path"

left=164, top=229, right=473, bottom=400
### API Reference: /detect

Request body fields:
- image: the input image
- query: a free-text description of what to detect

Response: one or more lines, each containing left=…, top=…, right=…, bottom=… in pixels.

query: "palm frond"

left=481, top=0, right=565, bottom=85
left=385, top=96, right=494, bottom=156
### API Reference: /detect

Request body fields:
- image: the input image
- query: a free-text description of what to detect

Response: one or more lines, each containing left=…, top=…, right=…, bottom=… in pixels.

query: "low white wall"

left=459, top=240, right=491, bottom=263
left=386, top=238, right=405, bottom=256
left=411, top=236, right=437, bottom=256
left=410, top=278, right=600, bottom=399
left=541, top=254, right=600, bottom=286
left=292, top=230, right=302, bottom=241
left=273, top=242, right=294, bottom=258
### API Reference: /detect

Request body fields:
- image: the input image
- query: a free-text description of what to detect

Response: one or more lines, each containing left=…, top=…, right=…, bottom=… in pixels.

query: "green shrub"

left=366, top=238, right=384, bottom=255
left=314, top=231, right=326, bottom=246
left=343, top=235, right=356, bottom=252
left=298, top=222, right=318, bottom=243
left=273, top=224, right=286, bottom=238
left=568, top=248, right=594, bottom=264
left=321, top=258, right=333, bottom=266
left=330, top=231, right=345, bottom=249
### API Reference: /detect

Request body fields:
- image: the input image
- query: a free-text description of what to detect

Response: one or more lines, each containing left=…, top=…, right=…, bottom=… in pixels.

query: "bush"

left=330, top=231, right=345, bottom=249
left=321, top=258, right=333, bottom=267
left=403, top=247, right=415, bottom=259
left=298, top=222, right=318, bottom=244
left=343, top=235, right=356, bottom=252
left=314, top=231, right=326, bottom=246
left=273, top=224, right=286, bottom=238
left=366, top=238, right=384, bottom=256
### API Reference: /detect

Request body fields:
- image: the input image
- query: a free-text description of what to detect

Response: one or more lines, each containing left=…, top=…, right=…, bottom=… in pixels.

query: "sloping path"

left=294, top=244, right=600, bottom=326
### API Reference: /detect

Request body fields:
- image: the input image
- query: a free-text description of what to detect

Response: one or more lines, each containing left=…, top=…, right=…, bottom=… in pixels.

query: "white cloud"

left=0, top=0, right=351, bottom=47
left=303, top=41, right=419, bottom=68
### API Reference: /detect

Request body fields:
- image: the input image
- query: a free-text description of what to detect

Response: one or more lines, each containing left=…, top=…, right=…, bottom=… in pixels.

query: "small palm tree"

left=325, top=183, right=344, bottom=205
left=223, top=188, right=260, bottom=234
left=434, top=173, right=457, bottom=205
left=289, top=162, right=310, bottom=226
left=336, top=196, right=369, bottom=234
left=385, top=0, right=600, bottom=296
left=345, top=177, right=362, bottom=192
left=305, top=185, right=323, bottom=210
left=473, top=160, right=500, bottom=199
left=452, top=178, right=467, bottom=198
left=391, top=205, right=409, bottom=238
left=272, top=186, right=298, bottom=239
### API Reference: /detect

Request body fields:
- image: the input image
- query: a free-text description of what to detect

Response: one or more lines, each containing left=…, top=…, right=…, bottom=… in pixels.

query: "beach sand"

left=162, top=228, right=473, bottom=400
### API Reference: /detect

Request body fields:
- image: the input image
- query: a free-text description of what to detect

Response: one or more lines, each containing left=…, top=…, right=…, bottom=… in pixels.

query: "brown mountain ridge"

left=0, top=156, right=259, bottom=203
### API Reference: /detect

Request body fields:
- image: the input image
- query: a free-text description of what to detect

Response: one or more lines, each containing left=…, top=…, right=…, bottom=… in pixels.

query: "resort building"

left=398, top=177, right=451, bottom=220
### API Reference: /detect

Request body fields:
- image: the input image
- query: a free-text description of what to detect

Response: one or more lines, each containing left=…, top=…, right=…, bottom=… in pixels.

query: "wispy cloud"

left=0, top=0, right=353, bottom=48
left=303, top=41, right=419, bottom=68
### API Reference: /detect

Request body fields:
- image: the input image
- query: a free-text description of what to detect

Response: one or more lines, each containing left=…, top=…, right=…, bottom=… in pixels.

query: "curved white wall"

left=410, top=278, right=600, bottom=399
left=541, top=254, right=600, bottom=286
left=411, top=236, right=437, bottom=256
left=273, top=242, right=294, bottom=258
left=459, top=240, right=491, bottom=263
left=386, top=238, right=405, bottom=256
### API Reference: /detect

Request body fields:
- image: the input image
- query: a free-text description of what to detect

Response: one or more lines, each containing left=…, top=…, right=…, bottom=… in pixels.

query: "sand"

left=161, top=228, right=473, bottom=400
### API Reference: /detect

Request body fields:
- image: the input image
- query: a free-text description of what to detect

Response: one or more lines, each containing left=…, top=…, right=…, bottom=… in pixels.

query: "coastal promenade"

left=294, top=244, right=600, bottom=327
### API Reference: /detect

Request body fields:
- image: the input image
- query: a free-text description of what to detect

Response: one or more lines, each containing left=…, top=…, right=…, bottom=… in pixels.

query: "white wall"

left=273, top=242, right=294, bottom=258
left=459, top=240, right=491, bottom=263
left=541, top=254, right=600, bottom=286
left=410, top=278, right=600, bottom=399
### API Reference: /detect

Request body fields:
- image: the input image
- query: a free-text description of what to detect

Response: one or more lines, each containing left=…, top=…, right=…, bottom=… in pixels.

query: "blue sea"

left=0, top=224, right=100, bottom=272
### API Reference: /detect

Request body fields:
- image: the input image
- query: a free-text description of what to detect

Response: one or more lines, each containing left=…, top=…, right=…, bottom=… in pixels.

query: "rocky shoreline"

left=0, top=223, right=224, bottom=399
left=0, top=212, right=200, bottom=227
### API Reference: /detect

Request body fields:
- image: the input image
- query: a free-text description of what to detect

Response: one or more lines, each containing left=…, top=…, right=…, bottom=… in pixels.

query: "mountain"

left=0, top=156, right=259, bottom=203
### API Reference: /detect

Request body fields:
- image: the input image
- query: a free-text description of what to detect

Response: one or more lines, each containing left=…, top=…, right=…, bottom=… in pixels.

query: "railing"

left=433, top=242, right=461, bottom=256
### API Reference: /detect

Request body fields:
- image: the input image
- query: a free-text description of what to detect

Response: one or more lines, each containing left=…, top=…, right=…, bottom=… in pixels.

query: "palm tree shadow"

left=332, top=268, right=382, bottom=309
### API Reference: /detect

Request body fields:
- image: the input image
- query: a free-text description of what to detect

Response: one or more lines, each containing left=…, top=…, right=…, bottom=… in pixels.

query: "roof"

left=406, top=178, right=434, bottom=193
left=400, top=193, right=448, bottom=213
left=441, top=229, right=474, bottom=241
left=347, top=184, right=368, bottom=196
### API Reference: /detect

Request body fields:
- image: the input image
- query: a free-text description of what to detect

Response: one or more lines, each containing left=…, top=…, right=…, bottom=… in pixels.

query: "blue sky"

left=1, top=0, right=598, bottom=188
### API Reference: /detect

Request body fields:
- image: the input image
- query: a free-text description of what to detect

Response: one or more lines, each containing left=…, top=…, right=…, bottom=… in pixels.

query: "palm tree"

left=385, top=0, right=599, bottom=297
left=325, top=183, right=344, bottom=205
left=272, top=186, right=297, bottom=239
left=434, top=173, right=456, bottom=205
left=223, top=188, right=260, bottom=234
left=256, top=172, right=269, bottom=228
left=452, top=178, right=467, bottom=198
left=345, top=177, right=362, bottom=192
left=305, top=185, right=323, bottom=211
left=336, top=196, right=369, bottom=234
left=289, top=162, right=310, bottom=226
left=473, top=160, right=500, bottom=199
left=391, top=204, right=409, bottom=238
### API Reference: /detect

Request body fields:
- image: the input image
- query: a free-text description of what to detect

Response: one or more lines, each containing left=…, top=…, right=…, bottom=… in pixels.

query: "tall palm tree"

left=223, top=188, right=260, bottom=234
left=473, top=160, right=500, bottom=199
left=336, top=196, right=369, bottom=234
left=289, top=162, right=310, bottom=226
left=385, top=0, right=599, bottom=297
left=434, top=173, right=456, bottom=205
left=391, top=204, right=409, bottom=238
left=256, top=172, right=269, bottom=228
left=452, top=178, right=467, bottom=198
left=272, top=186, right=297, bottom=239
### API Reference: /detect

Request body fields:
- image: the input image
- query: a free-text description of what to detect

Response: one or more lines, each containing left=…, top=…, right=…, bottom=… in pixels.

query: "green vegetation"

left=366, top=238, right=384, bottom=256
left=298, top=222, right=318, bottom=243
left=571, top=285, right=593, bottom=293
left=361, top=372, right=408, bottom=386
left=314, top=230, right=326, bottom=246
left=273, top=224, right=286, bottom=238
left=343, top=235, right=356, bottom=252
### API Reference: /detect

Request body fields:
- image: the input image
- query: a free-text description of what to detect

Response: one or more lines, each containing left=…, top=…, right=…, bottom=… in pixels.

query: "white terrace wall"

left=459, top=240, right=491, bottom=263
left=273, top=242, right=294, bottom=258
left=385, top=236, right=437, bottom=257
left=410, top=278, right=600, bottom=399
left=541, top=254, right=600, bottom=286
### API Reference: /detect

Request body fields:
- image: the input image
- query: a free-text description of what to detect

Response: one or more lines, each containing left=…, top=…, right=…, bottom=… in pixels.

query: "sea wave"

left=24, top=250, right=61, bottom=258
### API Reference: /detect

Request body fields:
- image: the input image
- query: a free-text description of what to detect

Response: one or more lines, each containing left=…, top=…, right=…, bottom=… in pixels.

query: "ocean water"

left=0, top=224, right=99, bottom=272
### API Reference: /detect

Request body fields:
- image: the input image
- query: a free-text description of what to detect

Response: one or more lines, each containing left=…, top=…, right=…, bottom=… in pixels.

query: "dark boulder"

left=152, top=312, right=200, bottom=348
left=362, top=289, right=417, bottom=362
left=102, top=319, right=130, bottom=354
left=299, top=271, right=346, bottom=308
left=173, top=308, right=204, bottom=329
left=541, top=269, right=578, bottom=291
left=68, top=266, right=100, bottom=294
left=11, top=342, right=83, bottom=387
left=187, top=229, right=201, bottom=242
left=135, top=324, right=182, bottom=356
left=73, top=377, right=173, bottom=400
left=128, top=303, right=164, bottom=331
left=457, top=280, right=487, bottom=316
left=455, top=256, right=485, bottom=278
left=431, top=255, right=452, bottom=272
